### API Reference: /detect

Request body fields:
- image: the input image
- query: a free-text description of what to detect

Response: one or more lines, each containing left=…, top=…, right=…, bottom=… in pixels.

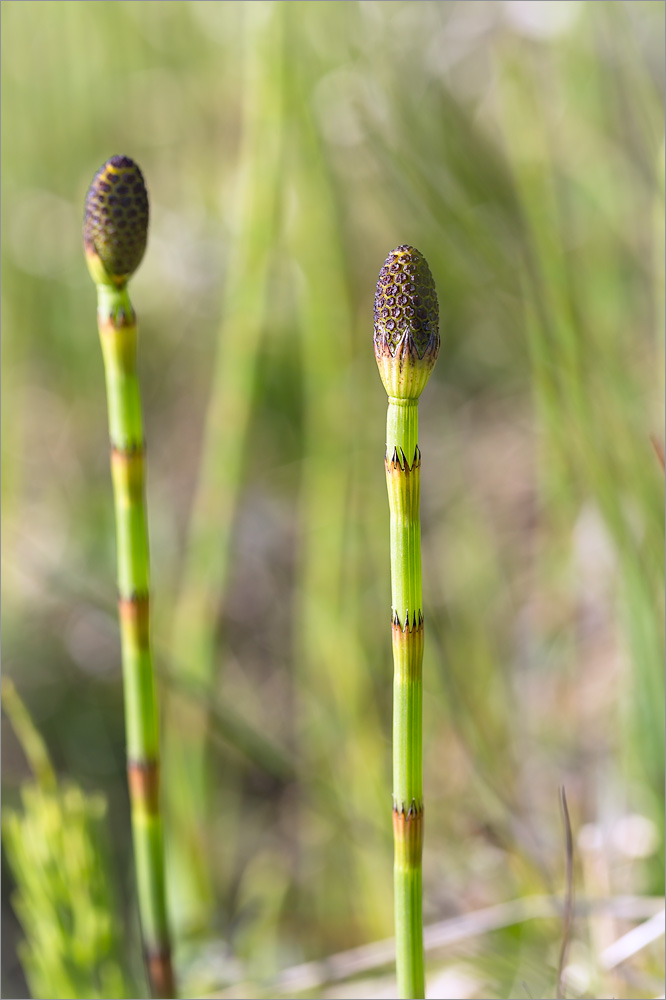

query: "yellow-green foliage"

left=4, top=786, right=128, bottom=1000
left=2, top=681, right=129, bottom=1000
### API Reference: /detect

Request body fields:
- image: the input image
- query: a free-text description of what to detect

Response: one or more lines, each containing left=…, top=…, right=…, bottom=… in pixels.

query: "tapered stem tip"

left=374, top=245, right=439, bottom=399
left=83, top=155, right=149, bottom=287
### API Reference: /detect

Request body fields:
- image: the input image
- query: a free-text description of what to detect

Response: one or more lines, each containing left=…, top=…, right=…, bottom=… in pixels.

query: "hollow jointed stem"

left=374, top=245, right=439, bottom=1000
left=387, top=398, right=424, bottom=999
left=85, top=156, right=174, bottom=998
left=98, top=286, right=174, bottom=999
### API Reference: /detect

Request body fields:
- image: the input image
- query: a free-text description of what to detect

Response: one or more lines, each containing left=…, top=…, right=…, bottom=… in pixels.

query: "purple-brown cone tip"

left=83, top=155, right=149, bottom=285
left=374, top=245, right=439, bottom=399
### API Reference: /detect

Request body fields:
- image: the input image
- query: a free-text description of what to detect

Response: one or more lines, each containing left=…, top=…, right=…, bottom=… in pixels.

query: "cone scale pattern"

left=84, top=155, right=149, bottom=285
left=374, top=245, right=439, bottom=401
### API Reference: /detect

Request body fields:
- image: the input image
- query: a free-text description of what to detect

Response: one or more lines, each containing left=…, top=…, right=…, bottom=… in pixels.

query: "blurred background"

left=1, top=2, right=664, bottom=998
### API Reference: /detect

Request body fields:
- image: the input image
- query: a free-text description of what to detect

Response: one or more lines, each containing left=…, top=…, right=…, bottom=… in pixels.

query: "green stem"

left=97, top=282, right=175, bottom=999
left=386, top=397, right=425, bottom=999
left=375, top=243, right=438, bottom=998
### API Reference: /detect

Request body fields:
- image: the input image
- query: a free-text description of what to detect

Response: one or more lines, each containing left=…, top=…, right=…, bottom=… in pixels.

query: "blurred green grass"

left=2, top=2, right=664, bottom=998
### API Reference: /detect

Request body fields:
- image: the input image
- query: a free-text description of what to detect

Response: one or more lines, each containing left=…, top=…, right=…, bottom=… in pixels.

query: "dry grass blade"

left=599, top=909, right=666, bottom=971
left=556, top=786, right=574, bottom=1000
left=207, top=895, right=663, bottom=998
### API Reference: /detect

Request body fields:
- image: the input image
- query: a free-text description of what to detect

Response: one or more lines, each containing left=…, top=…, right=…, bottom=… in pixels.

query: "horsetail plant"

left=84, top=156, right=174, bottom=999
left=374, top=245, right=440, bottom=1000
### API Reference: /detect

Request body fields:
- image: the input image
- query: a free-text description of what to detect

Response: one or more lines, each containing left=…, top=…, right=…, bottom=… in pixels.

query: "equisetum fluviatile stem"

left=374, top=245, right=440, bottom=1000
left=84, top=155, right=175, bottom=999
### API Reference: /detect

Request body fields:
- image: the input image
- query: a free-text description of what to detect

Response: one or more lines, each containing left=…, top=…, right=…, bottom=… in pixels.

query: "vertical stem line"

left=164, top=0, right=286, bottom=927
left=386, top=397, right=425, bottom=999
left=386, top=398, right=422, bottom=630
left=287, top=12, right=393, bottom=938
left=97, top=283, right=174, bottom=999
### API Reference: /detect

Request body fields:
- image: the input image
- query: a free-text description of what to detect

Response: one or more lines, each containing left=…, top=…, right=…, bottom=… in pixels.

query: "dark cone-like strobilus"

left=84, top=155, right=149, bottom=287
left=374, top=244, right=440, bottom=401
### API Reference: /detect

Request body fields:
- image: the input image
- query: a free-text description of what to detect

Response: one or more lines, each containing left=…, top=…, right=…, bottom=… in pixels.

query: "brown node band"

left=98, top=314, right=138, bottom=374
left=391, top=609, right=424, bottom=633
left=393, top=798, right=424, bottom=818
left=385, top=444, right=422, bottom=474
left=127, top=757, right=160, bottom=814
left=391, top=613, right=424, bottom=682
left=98, top=305, right=137, bottom=332
left=111, top=442, right=144, bottom=457
left=111, top=445, right=145, bottom=499
left=145, top=945, right=175, bottom=999
left=393, top=801, right=424, bottom=867
left=118, top=593, right=150, bottom=648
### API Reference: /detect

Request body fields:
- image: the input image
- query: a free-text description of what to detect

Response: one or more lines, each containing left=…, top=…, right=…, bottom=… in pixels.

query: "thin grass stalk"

left=164, top=0, right=286, bottom=928
left=286, top=19, right=391, bottom=937
left=497, top=40, right=665, bottom=797
left=84, top=156, right=174, bottom=999
left=374, top=245, right=439, bottom=999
